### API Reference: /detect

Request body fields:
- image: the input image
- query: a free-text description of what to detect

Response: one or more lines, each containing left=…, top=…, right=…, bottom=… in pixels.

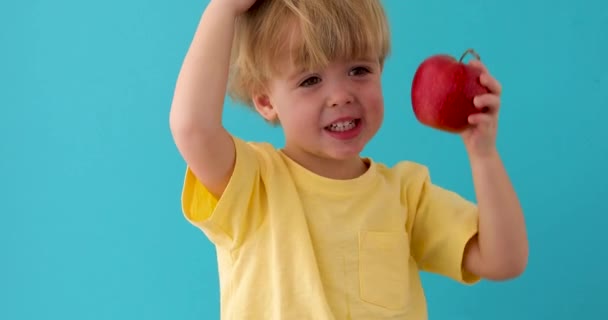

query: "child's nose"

left=327, top=85, right=354, bottom=107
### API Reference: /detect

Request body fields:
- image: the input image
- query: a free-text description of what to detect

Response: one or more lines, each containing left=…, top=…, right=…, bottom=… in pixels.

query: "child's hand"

left=461, top=59, right=503, bottom=158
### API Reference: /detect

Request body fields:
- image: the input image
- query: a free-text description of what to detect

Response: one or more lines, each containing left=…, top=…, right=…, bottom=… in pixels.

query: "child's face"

left=253, top=54, right=384, bottom=166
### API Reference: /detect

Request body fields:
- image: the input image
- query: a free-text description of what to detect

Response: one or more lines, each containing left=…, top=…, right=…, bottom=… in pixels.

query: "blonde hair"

left=227, top=0, right=391, bottom=107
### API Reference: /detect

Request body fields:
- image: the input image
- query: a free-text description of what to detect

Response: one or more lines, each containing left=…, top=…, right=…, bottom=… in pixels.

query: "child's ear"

left=252, top=93, right=278, bottom=122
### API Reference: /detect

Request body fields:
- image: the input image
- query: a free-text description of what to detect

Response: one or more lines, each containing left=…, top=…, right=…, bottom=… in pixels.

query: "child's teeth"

left=328, top=120, right=356, bottom=132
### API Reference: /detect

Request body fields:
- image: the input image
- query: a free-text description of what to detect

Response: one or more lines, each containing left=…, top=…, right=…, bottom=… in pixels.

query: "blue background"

left=1, top=0, right=606, bottom=319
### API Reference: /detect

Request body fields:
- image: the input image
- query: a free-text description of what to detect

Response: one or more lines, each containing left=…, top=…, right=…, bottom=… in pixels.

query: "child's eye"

left=350, top=66, right=371, bottom=76
left=300, top=76, right=321, bottom=87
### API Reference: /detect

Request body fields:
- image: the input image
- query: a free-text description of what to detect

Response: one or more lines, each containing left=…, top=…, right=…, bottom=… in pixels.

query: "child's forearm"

left=170, top=1, right=237, bottom=131
left=470, top=150, right=529, bottom=278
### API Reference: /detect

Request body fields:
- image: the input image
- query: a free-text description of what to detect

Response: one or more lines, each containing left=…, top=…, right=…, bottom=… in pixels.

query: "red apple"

left=411, top=49, right=489, bottom=133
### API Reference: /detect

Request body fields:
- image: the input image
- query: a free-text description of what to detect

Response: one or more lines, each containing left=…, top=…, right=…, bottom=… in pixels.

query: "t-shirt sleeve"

left=180, top=136, right=266, bottom=250
left=403, top=163, right=481, bottom=284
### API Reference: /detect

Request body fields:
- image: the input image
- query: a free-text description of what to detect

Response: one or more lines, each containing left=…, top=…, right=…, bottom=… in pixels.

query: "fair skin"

left=252, top=57, right=384, bottom=180
left=170, top=0, right=528, bottom=283
left=460, top=59, right=529, bottom=280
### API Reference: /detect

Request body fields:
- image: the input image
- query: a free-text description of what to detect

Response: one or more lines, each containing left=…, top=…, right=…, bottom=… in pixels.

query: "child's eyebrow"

left=353, top=57, right=379, bottom=65
left=285, top=66, right=310, bottom=81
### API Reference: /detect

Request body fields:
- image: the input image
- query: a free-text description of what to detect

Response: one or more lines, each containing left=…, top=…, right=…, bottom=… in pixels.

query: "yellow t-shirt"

left=181, top=136, right=480, bottom=320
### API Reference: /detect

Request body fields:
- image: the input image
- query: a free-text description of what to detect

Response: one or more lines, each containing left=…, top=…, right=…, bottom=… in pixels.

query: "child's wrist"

left=468, top=148, right=500, bottom=167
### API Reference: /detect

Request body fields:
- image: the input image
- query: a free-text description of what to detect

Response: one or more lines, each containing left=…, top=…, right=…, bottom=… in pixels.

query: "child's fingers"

left=468, top=113, right=496, bottom=129
left=480, top=73, right=502, bottom=96
left=468, top=60, right=502, bottom=95
left=474, top=93, right=501, bottom=113
left=468, top=59, right=489, bottom=74
left=468, top=113, right=490, bottom=124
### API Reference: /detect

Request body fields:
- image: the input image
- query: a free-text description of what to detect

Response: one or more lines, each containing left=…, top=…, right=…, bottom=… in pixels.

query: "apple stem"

left=459, top=48, right=481, bottom=63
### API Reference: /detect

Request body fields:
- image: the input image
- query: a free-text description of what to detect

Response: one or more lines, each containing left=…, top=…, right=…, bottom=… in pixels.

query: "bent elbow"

left=486, top=255, right=529, bottom=281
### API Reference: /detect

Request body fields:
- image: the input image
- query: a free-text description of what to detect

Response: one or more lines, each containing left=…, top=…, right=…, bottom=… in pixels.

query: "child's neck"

left=282, top=149, right=369, bottom=180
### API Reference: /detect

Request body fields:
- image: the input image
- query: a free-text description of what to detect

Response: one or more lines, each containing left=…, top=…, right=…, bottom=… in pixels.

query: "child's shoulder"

left=232, top=136, right=281, bottom=161
left=371, top=157, right=432, bottom=184
left=233, top=137, right=297, bottom=174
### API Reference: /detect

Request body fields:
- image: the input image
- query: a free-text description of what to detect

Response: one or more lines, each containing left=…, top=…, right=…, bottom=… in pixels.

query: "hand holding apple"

left=411, top=49, right=489, bottom=133
left=461, top=58, right=503, bottom=158
left=411, top=49, right=503, bottom=157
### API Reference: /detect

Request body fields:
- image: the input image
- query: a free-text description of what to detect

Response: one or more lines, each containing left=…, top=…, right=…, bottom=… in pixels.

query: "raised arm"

left=169, top=0, right=256, bottom=198
left=460, top=59, right=529, bottom=280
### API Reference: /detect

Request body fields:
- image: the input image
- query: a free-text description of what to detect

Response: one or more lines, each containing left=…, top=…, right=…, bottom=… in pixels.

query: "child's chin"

left=325, top=145, right=366, bottom=160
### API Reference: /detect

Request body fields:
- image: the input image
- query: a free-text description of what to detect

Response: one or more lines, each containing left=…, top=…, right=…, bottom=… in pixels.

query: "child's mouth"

left=323, top=119, right=363, bottom=140
left=325, top=119, right=360, bottom=132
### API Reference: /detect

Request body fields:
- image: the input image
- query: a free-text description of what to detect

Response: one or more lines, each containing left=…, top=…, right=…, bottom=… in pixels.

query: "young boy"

left=169, top=0, right=529, bottom=319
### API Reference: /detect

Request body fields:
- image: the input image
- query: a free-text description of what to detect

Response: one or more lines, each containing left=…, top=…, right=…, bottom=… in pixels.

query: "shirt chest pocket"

left=358, top=230, right=411, bottom=310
